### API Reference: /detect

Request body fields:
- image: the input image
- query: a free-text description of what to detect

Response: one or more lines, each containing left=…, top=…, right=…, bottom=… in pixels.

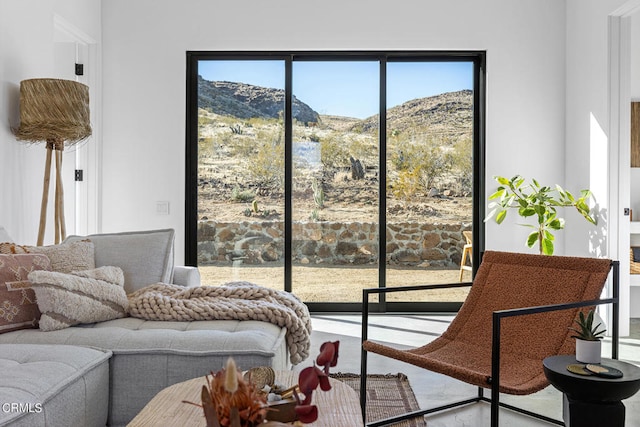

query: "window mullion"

left=284, top=57, right=293, bottom=293
left=378, top=57, right=388, bottom=309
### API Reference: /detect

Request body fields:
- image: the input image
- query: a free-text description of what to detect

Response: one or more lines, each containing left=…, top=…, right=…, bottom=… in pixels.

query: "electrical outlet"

left=156, top=201, right=170, bottom=215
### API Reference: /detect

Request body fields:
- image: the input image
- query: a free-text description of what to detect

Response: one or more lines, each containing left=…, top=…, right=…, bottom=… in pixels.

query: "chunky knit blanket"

left=127, top=281, right=312, bottom=364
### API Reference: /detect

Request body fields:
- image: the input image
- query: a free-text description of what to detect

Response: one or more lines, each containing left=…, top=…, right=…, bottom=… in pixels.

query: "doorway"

left=53, top=14, right=99, bottom=239
left=609, top=1, right=640, bottom=336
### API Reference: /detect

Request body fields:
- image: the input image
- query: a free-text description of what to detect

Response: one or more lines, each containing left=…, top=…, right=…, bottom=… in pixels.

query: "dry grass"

left=199, top=264, right=471, bottom=303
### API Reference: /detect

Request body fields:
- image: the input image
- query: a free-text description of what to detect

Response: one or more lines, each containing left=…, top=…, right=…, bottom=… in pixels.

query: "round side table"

left=543, top=355, right=640, bottom=427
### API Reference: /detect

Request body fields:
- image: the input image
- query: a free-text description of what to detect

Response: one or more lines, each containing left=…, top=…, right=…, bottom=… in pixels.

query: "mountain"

left=357, top=89, right=473, bottom=140
left=198, top=76, right=472, bottom=141
left=198, top=76, right=320, bottom=124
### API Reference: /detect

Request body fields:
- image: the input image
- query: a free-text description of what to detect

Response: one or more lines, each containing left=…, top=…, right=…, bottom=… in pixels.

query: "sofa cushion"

left=24, top=240, right=95, bottom=273
left=29, top=266, right=128, bottom=331
left=0, top=254, right=51, bottom=333
left=0, top=344, right=111, bottom=427
left=65, top=229, right=175, bottom=293
left=0, top=317, right=289, bottom=426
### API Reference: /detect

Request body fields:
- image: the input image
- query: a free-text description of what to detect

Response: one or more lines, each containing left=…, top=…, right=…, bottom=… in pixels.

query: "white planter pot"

left=575, top=339, right=602, bottom=364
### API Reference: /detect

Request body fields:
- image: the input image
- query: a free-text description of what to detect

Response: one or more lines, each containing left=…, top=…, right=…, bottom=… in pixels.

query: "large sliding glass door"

left=291, top=60, right=380, bottom=303
left=186, top=52, right=485, bottom=312
left=193, top=59, right=286, bottom=289
left=384, top=61, right=475, bottom=306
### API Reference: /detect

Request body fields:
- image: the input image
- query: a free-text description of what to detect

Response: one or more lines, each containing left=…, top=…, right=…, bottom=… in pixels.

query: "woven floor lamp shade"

left=13, top=78, right=92, bottom=245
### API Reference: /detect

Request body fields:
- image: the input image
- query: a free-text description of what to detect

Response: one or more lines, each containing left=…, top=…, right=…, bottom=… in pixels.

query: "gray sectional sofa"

left=0, top=344, right=111, bottom=427
left=0, top=229, right=291, bottom=427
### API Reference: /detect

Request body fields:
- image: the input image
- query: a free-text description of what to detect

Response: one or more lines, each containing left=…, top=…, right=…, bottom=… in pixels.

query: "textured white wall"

left=101, top=0, right=568, bottom=263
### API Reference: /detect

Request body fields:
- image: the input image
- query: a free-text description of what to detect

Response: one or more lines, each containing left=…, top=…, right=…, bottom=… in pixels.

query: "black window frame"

left=185, top=50, right=486, bottom=313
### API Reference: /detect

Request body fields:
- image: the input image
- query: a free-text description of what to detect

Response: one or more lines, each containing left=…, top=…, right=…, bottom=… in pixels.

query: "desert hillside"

left=196, top=77, right=473, bottom=224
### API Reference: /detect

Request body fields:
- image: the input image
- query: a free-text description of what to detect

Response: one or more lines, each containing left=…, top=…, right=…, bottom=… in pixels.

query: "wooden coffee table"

left=128, top=370, right=364, bottom=426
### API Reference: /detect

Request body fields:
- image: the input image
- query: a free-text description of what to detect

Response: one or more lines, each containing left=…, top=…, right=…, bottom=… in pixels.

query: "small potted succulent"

left=569, top=309, right=605, bottom=364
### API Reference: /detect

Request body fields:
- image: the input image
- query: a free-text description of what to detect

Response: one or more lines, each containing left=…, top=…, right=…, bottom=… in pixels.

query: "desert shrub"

left=226, top=133, right=255, bottom=157
left=231, top=186, right=255, bottom=202
left=247, top=137, right=285, bottom=188
left=351, top=123, right=364, bottom=134
left=198, top=115, right=216, bottom=127
left=421, top=145, right=453, bottom=190
left=389, top=136, right=453, bottom=192
left=350, top=136, right=377, bottom=163
left=320, top=135, right=350, bottom=169
left=247, top=116, right=276, bottom=127
left=257, top=128, right=283, bottom=145
left=198, top=137, right=216, bottom=158
left=450, top=136, right=473, bottom=194
left=390, top=169, right=422, bottom=200
left=389, top=147, right=410, bottom=171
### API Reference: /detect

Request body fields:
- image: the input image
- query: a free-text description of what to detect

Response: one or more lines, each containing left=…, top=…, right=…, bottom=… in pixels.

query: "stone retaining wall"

left=198, top=220, right=471, bottom=268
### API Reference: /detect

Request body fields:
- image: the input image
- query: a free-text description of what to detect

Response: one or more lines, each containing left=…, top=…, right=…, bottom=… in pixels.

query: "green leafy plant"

left=485, top=175, right=596, bottom=255
left=569, top=309, right=605, bottom=341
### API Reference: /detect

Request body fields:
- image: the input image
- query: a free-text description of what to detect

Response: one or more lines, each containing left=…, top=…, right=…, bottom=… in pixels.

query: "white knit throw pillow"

left=28, top=266, right=128, bottom=331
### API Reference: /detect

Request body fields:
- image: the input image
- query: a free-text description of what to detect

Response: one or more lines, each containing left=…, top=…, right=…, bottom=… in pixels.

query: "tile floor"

left=297, top=315, right=640, bottom=427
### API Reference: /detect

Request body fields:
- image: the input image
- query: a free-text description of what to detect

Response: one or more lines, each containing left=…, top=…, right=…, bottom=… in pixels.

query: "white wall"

left=565, top=0, right=639, bottom=327
left=101, top=0, right=568, bottom=264
left=565, top=0, right=637, bottom=261
left=0, top=0, right=100, bottom=244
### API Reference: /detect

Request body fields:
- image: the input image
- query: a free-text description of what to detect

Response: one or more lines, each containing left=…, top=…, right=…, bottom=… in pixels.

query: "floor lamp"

left=13, top=78, right=92, bottom=246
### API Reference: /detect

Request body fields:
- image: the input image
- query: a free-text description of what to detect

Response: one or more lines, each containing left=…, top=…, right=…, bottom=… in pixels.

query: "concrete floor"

left=299, top=315, right=640, bottom=427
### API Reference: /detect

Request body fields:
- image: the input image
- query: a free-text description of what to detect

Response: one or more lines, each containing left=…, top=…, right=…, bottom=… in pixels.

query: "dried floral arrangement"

left=185, top=340, right=340, bottom=426
left=290, top=340, right=340, bottom=423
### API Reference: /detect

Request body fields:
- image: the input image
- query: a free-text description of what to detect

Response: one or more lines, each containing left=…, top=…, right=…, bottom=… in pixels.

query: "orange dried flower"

left=191, top=358, right=267, bottom=427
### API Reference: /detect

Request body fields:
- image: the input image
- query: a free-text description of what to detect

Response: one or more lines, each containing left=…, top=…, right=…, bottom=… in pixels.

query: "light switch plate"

left=156, top=201, right=170, bottom=215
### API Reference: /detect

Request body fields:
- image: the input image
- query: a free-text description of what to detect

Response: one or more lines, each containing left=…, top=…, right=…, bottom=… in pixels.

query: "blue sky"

left=199, top=60, right=473, bottom=119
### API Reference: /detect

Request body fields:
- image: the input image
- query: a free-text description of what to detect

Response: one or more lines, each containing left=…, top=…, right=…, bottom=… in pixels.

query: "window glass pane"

left=291, top=61, right=379, bottom=303
left=196, top=60, right=285, bottom=289
left=385, top=61, right=474, bottom=302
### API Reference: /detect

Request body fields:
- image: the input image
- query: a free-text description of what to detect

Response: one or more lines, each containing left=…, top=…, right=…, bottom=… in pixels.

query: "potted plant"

left=569, top=309, right=605, bottom=364
left=485, top=175, right=596, bottom=255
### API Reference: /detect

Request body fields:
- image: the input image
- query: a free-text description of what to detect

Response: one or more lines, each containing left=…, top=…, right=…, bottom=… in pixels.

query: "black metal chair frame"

left=360, top=260, right=620, bottom=427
